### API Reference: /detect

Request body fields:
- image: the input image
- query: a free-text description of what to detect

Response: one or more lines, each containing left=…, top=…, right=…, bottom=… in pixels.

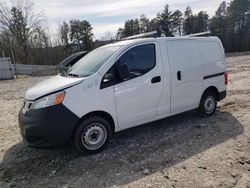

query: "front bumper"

left=18, top=104, right=79, bottom=148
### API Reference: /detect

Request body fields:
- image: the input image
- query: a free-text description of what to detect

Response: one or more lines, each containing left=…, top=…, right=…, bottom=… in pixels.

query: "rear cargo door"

left=167, top=39, right=203, bottom=114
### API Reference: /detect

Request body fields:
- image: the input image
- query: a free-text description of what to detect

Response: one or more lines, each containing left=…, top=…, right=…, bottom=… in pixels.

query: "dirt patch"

left=0, top=57, right=250, bottom=187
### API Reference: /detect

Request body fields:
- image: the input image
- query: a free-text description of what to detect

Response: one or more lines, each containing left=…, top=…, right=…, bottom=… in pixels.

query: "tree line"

left=116, top=6, right=209, bottom=39
left=0, top=0, right=249, bottom=66
left=117, top=0, right=250, bottom=53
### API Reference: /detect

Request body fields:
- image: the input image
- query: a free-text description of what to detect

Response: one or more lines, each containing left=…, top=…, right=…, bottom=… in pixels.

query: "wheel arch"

left=202, top=86, right=220, bottom=101
left=72, top=111, right=115, bottom=140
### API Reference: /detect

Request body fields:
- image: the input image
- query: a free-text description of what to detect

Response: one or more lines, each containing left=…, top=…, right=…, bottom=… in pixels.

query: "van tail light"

left=224, top=72, right=228, bottom=85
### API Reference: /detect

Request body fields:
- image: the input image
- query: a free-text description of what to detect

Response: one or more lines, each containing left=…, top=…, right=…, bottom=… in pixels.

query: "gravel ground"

left=0, top=56, right=250, bottom=188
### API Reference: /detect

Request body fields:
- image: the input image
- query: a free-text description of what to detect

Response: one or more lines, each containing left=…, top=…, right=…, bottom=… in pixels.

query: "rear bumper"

left=219, top=90, right=227, bottom=101
left=18, top=104, right=79, bottom=148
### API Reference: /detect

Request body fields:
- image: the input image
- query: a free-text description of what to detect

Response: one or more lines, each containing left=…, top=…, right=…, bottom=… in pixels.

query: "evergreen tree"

left=133, top=19, right=140, bottom=35
left=139, top=14, right=150, bottom=33
left=69, top=20, right=82, bottom=50
left=194, top=11, right=209, bottom=33
left=183, top=6, right=194, bottom=34
left=123, top=19, right=140, bottom=37
left=210, top=1, right=228, bottom=50
left=116, top=28, right=124, bottom=40
left=69, top=19, right=93, bottom=51
left=171, top=10, right=183, bottom=36
left=80, top=20, right=94, bottom=50
left=227, top=0, right=250, bottom=51
left=157, top=4, right=174, bottom=37
left=148, top=18, right=160, bottom=33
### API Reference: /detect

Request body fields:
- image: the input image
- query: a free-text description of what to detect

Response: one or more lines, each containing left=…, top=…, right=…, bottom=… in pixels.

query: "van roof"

left=106, top=36, right=221, bottom=47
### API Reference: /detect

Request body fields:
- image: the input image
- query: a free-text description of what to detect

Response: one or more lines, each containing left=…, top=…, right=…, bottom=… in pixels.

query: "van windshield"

left=66, top=45, right=121, bottom=78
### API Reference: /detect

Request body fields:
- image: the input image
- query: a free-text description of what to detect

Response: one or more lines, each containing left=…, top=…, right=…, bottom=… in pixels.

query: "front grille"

left=25, top=136, right=43, bottom=143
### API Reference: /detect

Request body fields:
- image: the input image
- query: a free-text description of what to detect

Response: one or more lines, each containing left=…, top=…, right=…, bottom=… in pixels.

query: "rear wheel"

left=74, top=116, right=112, bottom=154
left=197, top=91, right=217, bottom=116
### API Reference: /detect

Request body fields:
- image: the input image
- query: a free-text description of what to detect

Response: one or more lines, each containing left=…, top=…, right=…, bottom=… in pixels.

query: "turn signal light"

left=54, top=92, right=65, bottom=105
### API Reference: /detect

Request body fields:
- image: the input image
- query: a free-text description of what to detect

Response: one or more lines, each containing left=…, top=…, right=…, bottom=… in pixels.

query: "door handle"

left=177, top=71, right=181, bottom=81
left=151, top=76, right=161, bottom=83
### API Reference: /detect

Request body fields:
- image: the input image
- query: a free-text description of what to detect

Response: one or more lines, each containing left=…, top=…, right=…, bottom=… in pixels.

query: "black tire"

left=197, top=91, right=217, bottom=117
left=74, top=116, right=112, bottom=154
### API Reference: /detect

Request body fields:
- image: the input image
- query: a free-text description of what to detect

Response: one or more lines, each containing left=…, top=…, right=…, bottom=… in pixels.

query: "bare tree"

left=60, top=21, right=70, bottom=47
left=101, top=31, right=115, bottom=41
left=0, top=0, right=44, bottom=64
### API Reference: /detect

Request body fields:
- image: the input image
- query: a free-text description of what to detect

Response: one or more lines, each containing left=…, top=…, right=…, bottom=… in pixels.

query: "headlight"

left=31, top=91, right=65, bottom=110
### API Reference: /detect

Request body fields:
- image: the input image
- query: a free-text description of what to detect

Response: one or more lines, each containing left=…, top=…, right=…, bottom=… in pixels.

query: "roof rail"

left=120, top=30, right=211, bottom=41
left=184, top=31, right=211, bottom=37
left=122, top=31, right=158, bottom=40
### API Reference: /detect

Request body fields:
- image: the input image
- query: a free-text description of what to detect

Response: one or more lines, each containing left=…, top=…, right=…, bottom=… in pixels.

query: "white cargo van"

left=19, top=37, right=227, bottom=154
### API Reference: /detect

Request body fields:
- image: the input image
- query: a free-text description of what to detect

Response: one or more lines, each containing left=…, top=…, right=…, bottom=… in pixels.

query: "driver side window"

left=120, top=44, right=156, bottom=79
left=100, top=44, right=156, bottom=89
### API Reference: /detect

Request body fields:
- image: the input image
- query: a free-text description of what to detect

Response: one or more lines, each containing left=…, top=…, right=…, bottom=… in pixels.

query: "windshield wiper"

left=67, top=73, right=80, bottom=78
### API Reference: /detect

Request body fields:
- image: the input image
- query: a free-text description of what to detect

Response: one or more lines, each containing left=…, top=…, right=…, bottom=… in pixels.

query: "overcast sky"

left=33, top=0, right=231, bottom=39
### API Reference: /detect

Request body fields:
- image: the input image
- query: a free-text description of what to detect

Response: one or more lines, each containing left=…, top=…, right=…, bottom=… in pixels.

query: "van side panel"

left=167, top=40, right=203, bottom=114
left=199, top=39, right=226, bottom=93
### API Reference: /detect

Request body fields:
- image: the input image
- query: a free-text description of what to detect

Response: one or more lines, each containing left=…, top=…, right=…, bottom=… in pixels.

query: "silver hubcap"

left=81, top=123, right=107, bottom=150
left=204, top=96, right=215, bottom=114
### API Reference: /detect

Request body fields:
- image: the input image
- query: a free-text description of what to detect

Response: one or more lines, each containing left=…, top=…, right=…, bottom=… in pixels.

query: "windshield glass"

left=67, top=45, right=121, bottom=77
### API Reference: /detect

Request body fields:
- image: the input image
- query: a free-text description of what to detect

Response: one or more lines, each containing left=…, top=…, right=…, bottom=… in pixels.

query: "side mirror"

left=118, top=63, right=129, bottom=81
left=103, top=73, right=115, bottom=83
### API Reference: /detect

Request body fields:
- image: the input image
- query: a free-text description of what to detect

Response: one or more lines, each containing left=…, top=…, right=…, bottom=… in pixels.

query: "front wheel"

left=74, top=116, right=112, bottom=154
left=197, top=91, right=217, bottom=116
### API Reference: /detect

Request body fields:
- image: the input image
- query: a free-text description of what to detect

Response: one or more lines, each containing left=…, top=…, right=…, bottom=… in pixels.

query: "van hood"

left=25, top=75, right=84, bottom=101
